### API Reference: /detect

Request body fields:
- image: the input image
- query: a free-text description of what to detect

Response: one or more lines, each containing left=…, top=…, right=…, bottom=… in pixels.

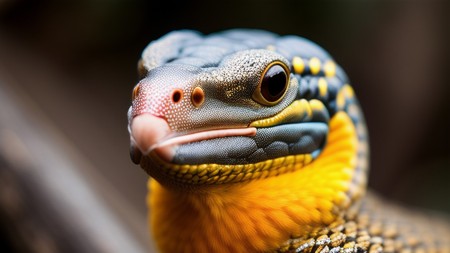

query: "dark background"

left=0, top=0, right=449, bottom=252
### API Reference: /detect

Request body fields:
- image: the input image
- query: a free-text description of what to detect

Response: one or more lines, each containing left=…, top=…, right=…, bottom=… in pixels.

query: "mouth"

left=129, top=99, right=330, bottom=185
left=129, top=115, right=257, bottom=164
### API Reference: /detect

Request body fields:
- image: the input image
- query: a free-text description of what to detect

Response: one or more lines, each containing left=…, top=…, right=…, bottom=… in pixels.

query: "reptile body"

left=128, top=30, right=450, bottom=253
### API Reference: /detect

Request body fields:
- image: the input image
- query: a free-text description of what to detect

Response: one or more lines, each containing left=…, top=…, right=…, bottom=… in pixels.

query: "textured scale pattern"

left=129, top=29, right=450, bottom=253
left=278, top=194, right=450, bottom=253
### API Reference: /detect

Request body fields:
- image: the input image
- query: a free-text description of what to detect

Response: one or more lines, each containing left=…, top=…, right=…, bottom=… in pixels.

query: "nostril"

left=191, top=87, right=205, bottom=107
left=171, top=89, right=183, bottom=103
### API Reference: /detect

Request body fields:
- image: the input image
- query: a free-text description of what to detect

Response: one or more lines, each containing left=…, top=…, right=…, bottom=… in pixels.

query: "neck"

left=148, top=112, right=364, bottom=253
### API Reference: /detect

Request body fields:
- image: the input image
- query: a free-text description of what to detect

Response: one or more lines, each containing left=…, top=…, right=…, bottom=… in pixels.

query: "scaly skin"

left=127, top=30, right=450, bottom=253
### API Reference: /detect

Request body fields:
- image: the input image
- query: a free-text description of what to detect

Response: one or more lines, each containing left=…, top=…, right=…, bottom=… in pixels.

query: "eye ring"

left=252, top=61, right=290, bottom=106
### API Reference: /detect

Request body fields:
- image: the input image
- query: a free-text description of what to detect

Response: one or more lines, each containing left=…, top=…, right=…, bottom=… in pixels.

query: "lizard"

left=127, top=29, right=450, bottom=253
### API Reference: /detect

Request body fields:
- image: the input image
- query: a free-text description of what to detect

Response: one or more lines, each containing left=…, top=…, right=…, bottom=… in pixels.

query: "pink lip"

left=130, top=114, right=257, bottom=162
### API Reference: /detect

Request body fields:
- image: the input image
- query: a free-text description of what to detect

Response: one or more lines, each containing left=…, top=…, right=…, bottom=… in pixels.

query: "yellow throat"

left=148, top=112, right=362, bottom=253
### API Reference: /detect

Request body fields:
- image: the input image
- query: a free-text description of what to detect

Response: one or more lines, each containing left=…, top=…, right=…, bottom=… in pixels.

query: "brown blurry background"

left=0, top=0, right=449, bottom=252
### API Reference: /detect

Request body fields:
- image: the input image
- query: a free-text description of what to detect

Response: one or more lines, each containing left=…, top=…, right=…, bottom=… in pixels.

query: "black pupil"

left=261, top=65, right=287, bottom=102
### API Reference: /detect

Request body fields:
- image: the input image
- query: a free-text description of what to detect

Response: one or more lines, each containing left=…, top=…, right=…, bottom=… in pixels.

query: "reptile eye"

left=253, top=61, right=289, bottom=106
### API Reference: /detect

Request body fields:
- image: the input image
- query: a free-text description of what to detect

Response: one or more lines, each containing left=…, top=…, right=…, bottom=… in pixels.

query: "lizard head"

left=128, top=30, right=355, bottom=190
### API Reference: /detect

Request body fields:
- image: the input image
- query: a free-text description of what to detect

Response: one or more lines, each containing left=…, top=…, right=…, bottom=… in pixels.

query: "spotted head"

left=128, top=30, right=366, bottom=191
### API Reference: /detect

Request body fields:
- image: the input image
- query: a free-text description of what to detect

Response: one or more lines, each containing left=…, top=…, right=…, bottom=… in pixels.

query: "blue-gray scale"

left=172, top=122, right=328, bottom=165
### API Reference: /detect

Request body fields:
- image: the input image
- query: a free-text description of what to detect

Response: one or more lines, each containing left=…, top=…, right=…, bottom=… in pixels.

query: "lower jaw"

left=139, top=151, right=315, bottom=189
left=171, top=122, right=328, bottom=165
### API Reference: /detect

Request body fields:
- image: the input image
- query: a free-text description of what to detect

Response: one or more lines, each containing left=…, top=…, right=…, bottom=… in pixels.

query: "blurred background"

left=0, top=0, right=448, bottom=252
